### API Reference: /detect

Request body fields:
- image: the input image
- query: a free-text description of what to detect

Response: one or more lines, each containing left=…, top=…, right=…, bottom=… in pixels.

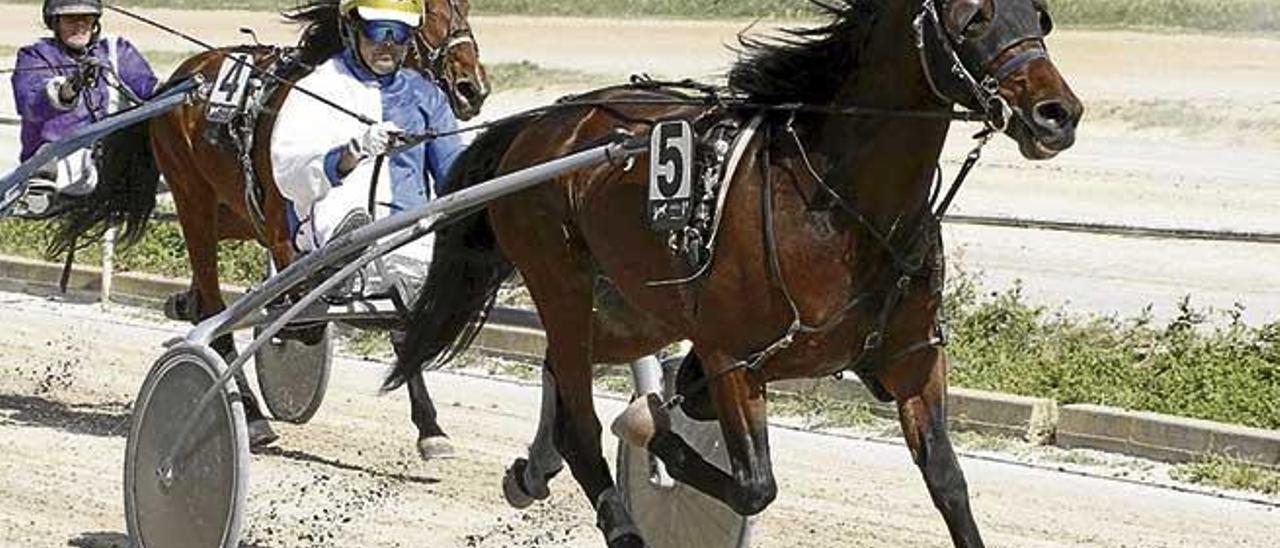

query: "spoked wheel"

left=124, top=342, right=249, bottom=548
left=255, top=323, right=332, bottom=424
left=616, top=357, right=751, bottom=548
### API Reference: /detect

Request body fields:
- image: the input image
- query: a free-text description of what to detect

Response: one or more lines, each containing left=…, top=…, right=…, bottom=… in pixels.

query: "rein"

left=104, top=3, right=379, bottom=127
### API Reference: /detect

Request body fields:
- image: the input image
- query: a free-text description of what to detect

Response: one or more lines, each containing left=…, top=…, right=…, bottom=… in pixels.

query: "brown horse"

left=390, top=0, right=1080, bottom=545
left=53, top=0, right=487, bottom=457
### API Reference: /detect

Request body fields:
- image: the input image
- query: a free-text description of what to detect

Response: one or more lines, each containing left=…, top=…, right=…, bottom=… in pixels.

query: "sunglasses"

left=359, top=20, right=414, bottom=45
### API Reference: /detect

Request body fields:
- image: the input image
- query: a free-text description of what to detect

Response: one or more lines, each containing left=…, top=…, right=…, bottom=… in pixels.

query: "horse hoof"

left=611, top=393, right=669, bottom=448
left=502, top=458, right=537, bottom=509
left=163, top=291, right=196, bottom=322
left=417, top=435, right=456, bottom=460
left=607, top=533, right=646, bottom=548
left=247, top=419, right=279, bottom=451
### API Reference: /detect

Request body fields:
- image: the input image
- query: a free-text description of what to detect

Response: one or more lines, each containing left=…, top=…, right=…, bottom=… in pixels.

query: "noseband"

left=914, top=0, right=1052, bottom=130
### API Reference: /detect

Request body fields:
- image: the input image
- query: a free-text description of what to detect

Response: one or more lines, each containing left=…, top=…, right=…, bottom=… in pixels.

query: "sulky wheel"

left=124, top=342, right=249, bottom=548
left=615, top=356, right=751, bottom=548
left=254, top=323, right=332, bottom=424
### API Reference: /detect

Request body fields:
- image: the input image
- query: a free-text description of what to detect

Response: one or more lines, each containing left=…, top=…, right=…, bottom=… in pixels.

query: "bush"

left=945, top=272, right=1280, bottom=429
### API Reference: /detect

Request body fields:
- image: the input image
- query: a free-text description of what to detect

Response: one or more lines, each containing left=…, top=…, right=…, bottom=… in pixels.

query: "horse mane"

left=727, top=0, right=881, bottom=104
left=282, top=0, right=344, bottom=65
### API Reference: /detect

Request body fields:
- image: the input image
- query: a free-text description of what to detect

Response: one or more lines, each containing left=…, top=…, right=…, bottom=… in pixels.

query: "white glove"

left=348, top=121, right=403, bottom=159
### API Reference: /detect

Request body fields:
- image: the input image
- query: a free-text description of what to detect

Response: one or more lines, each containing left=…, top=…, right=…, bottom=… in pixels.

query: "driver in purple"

left=10, top=0, right=156, bottom=218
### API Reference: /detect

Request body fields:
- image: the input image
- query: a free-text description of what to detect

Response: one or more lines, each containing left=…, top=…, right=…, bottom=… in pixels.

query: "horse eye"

left=945, top=0, right=991, bottom=39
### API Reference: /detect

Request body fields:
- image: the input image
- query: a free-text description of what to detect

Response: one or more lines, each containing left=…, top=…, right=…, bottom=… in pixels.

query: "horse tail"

left=46, top=113, right=159, bottom=258
left=382, top=115, right=530, bottom=391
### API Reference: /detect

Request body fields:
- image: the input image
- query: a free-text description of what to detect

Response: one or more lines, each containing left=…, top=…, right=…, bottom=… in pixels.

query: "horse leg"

left=169, top=179, right=276, bottom=448
left=621, top=350, right=777, bottom=516
left=880, top=350, right=985, bottom=548
left=406, top=371, right=455, bottom=459
left=521, top=260, right=641, bottom=546
left=502, top=362, right=565, bottom=508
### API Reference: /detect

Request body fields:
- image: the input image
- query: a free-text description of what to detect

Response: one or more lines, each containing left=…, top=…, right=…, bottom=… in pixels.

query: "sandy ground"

left=1, top=7, right=1277, bottom=548
left=1, top=5, right=1278, bottom=322
left=0, top=289, right=1277, bottom=548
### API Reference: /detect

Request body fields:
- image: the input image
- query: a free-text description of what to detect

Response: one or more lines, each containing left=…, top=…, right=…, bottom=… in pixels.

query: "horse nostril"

left=1032, top=100, right=1072, bottom=131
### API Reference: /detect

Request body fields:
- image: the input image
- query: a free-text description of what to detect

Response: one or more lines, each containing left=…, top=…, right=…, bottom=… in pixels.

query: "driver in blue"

left=272, top=0, right=463, bottom=305
left=261, top=0, right=464, bottom=448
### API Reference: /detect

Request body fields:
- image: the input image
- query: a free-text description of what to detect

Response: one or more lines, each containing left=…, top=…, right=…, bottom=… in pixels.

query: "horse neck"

left=817, top=0, right=951, bottom=225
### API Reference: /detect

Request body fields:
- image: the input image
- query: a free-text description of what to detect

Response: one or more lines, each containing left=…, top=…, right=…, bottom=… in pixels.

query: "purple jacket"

left=11, top=36, right=158, bottom=160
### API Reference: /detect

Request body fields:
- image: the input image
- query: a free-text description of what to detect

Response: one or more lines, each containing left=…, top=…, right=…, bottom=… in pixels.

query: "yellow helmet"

left=339, top=0, right=422, bottom=27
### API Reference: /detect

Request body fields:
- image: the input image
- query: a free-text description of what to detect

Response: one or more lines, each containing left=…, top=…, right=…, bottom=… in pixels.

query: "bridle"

left=913, top=0, right=1055, bottom=132
left=414, top=0, right=477, bottom=80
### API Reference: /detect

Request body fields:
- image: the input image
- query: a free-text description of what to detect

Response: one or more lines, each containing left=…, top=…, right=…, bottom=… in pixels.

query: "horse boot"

left=211, top=335, right=278, bottom=450
left=163, top=288, right=199, bottom=322
left=595, top=487, right=644, bottom=548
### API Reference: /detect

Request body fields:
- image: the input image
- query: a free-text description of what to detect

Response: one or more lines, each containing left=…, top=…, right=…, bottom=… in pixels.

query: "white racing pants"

left=288, top=159, right=434, bottom=295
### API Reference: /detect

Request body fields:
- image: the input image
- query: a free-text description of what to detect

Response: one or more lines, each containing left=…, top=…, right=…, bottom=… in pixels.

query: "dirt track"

left=0, top=289, right=1277, bottom=548
left=0, top=9, right=1279, bottom=545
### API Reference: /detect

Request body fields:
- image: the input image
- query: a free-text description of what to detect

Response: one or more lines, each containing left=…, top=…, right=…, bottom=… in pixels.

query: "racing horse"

left=51, top=0, right=487, bottom=458
left=389, top=0, right=1081, bottom=545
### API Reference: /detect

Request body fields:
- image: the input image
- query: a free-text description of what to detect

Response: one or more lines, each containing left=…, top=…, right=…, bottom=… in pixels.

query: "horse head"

left=918, top=0, right=1082, bottom=159
left=416, top=0, right=487, bottom=120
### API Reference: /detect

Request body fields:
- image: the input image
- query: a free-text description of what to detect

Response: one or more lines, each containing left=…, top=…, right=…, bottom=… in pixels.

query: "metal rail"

left=139, top=211, right=1280, bottom=245
left=945, top=214, right=1280, bottom=245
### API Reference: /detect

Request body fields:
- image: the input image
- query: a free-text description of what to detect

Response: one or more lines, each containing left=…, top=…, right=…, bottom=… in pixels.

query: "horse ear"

left=1032, top=0, right=1055, bottom=35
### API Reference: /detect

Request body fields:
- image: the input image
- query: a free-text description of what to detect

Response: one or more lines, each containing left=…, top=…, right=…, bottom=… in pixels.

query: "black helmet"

left=42, top=0, right=102, bottom=29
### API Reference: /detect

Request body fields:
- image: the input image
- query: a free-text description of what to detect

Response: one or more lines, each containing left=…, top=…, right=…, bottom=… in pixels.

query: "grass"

left=1047, top=0, right=1279, bottom=33
left=0, top=217, right=266, bottom=285
left=769, top=389, right=879, bottom=429
left=944, top=273, right=1280, bottom=430
left=1172, top=454, right=1280, bottom=494
left=5, top=0, right=1274, bottom=32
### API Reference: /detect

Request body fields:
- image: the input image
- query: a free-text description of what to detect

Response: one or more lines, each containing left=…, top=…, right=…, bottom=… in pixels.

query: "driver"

left=10, top=0, right=157, bottom=218
left=271, top=0, right=464, bottom=304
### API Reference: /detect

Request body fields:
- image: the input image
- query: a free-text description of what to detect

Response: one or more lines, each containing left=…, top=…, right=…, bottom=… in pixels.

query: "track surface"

left=0, top=8, right=1278, bottom=545
left=0, top=291, right=1277, bottom=547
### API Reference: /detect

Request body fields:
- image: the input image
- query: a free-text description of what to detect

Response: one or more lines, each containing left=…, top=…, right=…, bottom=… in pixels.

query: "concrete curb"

left=1, top=254, right=1277, bottom=469
left=768, top=378, right=1059, bottom=444
left=1058, top=404, right=1280, bottom=469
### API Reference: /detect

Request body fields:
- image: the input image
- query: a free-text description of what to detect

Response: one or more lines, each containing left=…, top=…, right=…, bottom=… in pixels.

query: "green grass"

left=1048, top=0, right=1279, bottom=33
left=944, top=274, right=1280, bottom=430
left=1172, top=454, right=1280, bottom=494
left=4, top=0, right=1277, bottom=32
left=0, top=217, right=265, bottom=285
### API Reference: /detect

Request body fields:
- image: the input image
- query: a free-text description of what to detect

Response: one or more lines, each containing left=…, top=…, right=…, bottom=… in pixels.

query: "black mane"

left=727, top=0, right=881, bottom=104
left=283, top=0, right=344, bottom=65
